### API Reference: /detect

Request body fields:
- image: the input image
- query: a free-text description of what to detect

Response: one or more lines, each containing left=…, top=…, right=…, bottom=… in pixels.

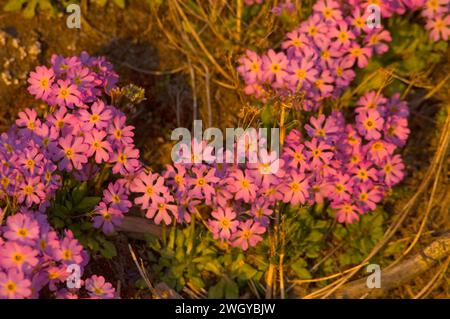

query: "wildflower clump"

left=237, top=0, right=449, bottom=109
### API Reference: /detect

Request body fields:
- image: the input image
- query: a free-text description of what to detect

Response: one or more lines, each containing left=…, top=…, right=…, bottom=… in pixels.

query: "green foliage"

left=48, top=180, right=117, bottom=259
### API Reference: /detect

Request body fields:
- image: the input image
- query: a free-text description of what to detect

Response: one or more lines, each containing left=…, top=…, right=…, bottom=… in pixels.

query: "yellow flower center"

left=18, top=228, right=28, bottom=237
left=220, top=218, right=230, bottom=228
left=6, top=281, right=16, bottom=293
left=290, top=182, right=301, bottom=192
left=63, top=250, right=72, bottom=260
left=24, top=185, right=34, bottom=195
left=90, top=114, right=100, bottom=123
left=118, top=153, right=127, bottom=163
left=13, top=253, right=23, bottom=263
left=197, top=178, right=205, bottom=187
left=112, top=194, right=120, bottom=204
left=40, top=78, right=49, bottom=88
left=270, top=63, right=281, bottom=73
left=292, top=39, right=302, bottom=47
left=296, top=69, right=306, bottom=79
left=65, top=148, right=74, bottom=159
left=59, top=88, right=69, bottom=98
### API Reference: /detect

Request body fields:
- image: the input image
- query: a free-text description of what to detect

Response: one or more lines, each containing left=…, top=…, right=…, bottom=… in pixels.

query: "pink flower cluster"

left=238, top=0, right=448, bottom=109
left=282, top=91, right=409, bottom=223
left=0, top=53, right=129, bottom=298
left=1, top=53, right=141, bottom=234
left=423, top=0, right=450, bottom=41
left=0, top=209, right=115, bottom=299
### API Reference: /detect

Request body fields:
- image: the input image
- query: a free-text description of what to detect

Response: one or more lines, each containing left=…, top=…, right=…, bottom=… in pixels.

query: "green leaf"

left=75, top=197, right=101, bottom=212
left=72, top=182, right=88, bottom=204
left=305, top=230, right=323, bottom=242
left=238, top=264, right=257, bottom=280
left=99, top=239, right=117, bottom=259
left=208, top=279, right=225, bottom=299
left=224, top=280, right=239, bottom=299
left=291, top=266, right=311, bottom=280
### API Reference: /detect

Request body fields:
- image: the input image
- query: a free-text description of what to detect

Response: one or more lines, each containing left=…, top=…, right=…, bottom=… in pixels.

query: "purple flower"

left=102, top=181, right=131, bottom=212
left=379, top=154, right=405, bottom=186
left=93, top=202, right=123, bottom=234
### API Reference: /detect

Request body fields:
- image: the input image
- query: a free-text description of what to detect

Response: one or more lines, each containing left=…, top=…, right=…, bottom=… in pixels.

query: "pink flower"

left=261, top=49, right=289, bottom=86
left=226, top=169, right=257, bottom=203
left=305, top=138, right=333, bottom=167
left=55, top=135, right=89, bottom=171
left=330, top=21, right=355, bottom=49
left=85, top=275, right=116, bottom=299
left=356, top=109, right=384, bottom=140
left=209, top=206, right=239, bottom=240
left=51, top=79, right=81, bottom=108
left=18, top=177, right=46, bottom=207
left=16, top=108, right=41, bottom=132
left=282, top=29, right=312, bottom=57
left=0, top=242, right=39, bottom=273
left=111, top=146, right=140, bottom=175
left=130, top=171, right=167, bottom=209
left=102, top=181, right=131, bottom=212
left=364, top=29, right=392, bottom=55
left=237, top=50, right=263, bottom=83
left=54, top=230, right=85, bottom=265
left=78, top=100, right=112, bottom=131
left=0, top=269, right=32, bottom=299
left=3, top=213, right=39, bottom=245
left=333, top=202, right=360, bottom=224
left=425, top=14, right=450, bottom=41
left=354, top=182, right=382, bottom=212
left=146, top=199, right=178, bottom=225
left=281, top=171, right=310, bottom=205
left=85, top=130, right=112, bottom=164
left=346, top=43, right=372, bottom=68
left=379, top=154, right=405, bottom=186
left=328, top=174, right=353, bottom=203
left=313, top=0, right=342, bottom=22
left=108, top=115, right=135, bottom=146
left=188, top=166, right=219, bottom=205
left=231, top=220, right=265, bottom=251
left=27, top=66, right=54, bottom=100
